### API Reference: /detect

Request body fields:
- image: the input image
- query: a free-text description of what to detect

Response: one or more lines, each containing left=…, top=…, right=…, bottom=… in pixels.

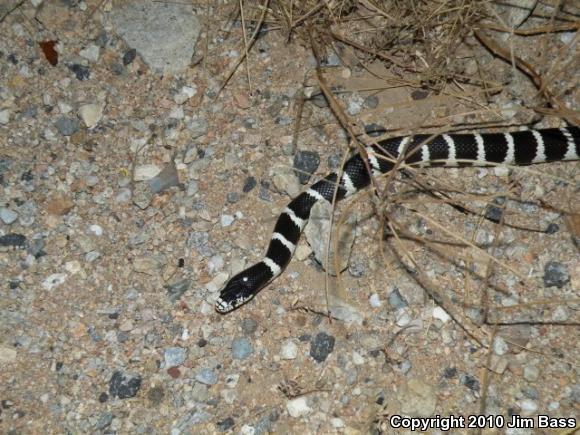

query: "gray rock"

left=148, top=161, right=180, bottom=193
left=364, top=95, right=379, bottom=109
left=293, top=150, right=320, bottom=184
left=55, top=116, right=80, bottom=136
left=109, top=371, right=142, bottom=399
left=0, top=207, right=18, bottom=224
left=195, top=368, right=218, bottom=385
left=310, top=332, right=335, bottom=362
left=232, top=337, right=253, bottom=360
left=164, top=347, right=187, bottom=367
left=241, top=318, right=258, bottom=336
left=543, top=261, right=569, bottom=288
left=388, top=287, right=408, bottom=309
left=112, top=2, right=201, bottom=73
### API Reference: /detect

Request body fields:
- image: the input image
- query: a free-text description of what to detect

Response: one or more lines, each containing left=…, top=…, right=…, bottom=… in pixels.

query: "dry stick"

left=482, top=22, right=579, bottom=35
left=477, top=324, right=499, bottom=435
left=0, top=0, right=24, bottom=23
left=214, top=0, right=269, bottom=100
left=238, top=0, right=253, bottom=95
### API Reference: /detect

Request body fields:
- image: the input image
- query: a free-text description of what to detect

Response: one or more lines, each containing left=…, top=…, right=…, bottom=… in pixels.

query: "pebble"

left=364, top=95, right=379, bottom=109
left=280, top=340, right=298, bottom=360
left=220, top=214, right=235, bottom=227
left=164, top=347, right=187, bottom=367
left=293, top=150, right=320, bottom=184
left=195, top=368, right=218, bottom=385
left=543, top=261, right=569, bottom=288
left=55, top=116, right=80, bottom=136
left=309, top=332, right=335, bottom=362
left=388, top=287, right=408, bottom=309
left=369, top=293, right=382, bottom=308
left=523, top=364, right=539, bottom=382
left=0, top=109, right=11, bottom=124
left=113, top=2, right=200, bottom=73
left=42, top=273, right=67, bottom=291
left=79, top=45, right=100, bottom=62
left=0, top=207, right=18, bottom=224
left=243, top=176, right=257, bottom=192
left=174, top=85, right=197, bottom=104
left=78, top=103, right=104, bottom=128
left=294, top=244, right=312, bottom=261
left=395, top=309, right=411, bottom=327
left=148, top=162, right=180, bottom=193
left=232, top=337, right=253, bottom=360
left=346, top=93, right=365, bottom=115
left=109, top=371, right=142, bottom=399
left=115, top=188, right=131, bottom=203
left=286, top=397, right=311, bottom=418
left=517, top=398, right=538, bottom=416
left=551, top=305, right=569, bottom=322
left=493, top=336, right=509, bottom=355
left=217, top=417, right=235, bottom=432
left=432, top=306, right=450, bottom=323
left=134, top=164, right=161, bottom=181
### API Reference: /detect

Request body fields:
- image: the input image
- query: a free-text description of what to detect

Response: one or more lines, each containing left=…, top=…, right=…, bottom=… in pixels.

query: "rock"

left=148, top=161, right=180, bottom=193
left=78, top=103, right=104, bottom=128
left=310, top=332, right=335, bottom=362
left=174, top=85, right=197, bottom=104
left=346, top=93, right=364, bottom=115
left=432, top=306, right=450, bottom=323
left=195, top=368, right=218, bottom=385
left=543, top=261, right=569, bottom=288
left=243, top=176, right=257, bottom=192
left=280, top=340, right=298, bottom=360
left=55, top=116, right=80, bottom=136
left=79, top=45, right=100, bottom=62
left=293, top=150, right=320, bottom=184
left=42, top=273, right=67, bottom=290
left=220, top=214, right=235, bottom=227
left=232, top=337, right=253, bottom=360
left=369, top=293, right=382, bottom=308
left=388, top=287, right=408, bottom=309
left=241, top=318, right=258, bottom=336
left=109, top=371, right=142, bottom=399
left=0, top=207, right=18, bottom=224
left=134, top=164, right=161, bottom=181
left=164, top=347, right=187, bottom=367
left=0, top=109, right=10, bottom=124
left=271, top=165, right=301, bottom=197
left=112, top=2, right=201, bottom=74
left=286, top=397, right=311, bottom=418
left=304, top=200, right=356, bottom=275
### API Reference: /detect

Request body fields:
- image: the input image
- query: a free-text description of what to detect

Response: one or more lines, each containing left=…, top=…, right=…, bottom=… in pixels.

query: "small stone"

left=174, top=85, right=197, bottom=104
left=220, top=214, right=235, bottom=227
left=134, top=164, right=161, bottom=181
left=0, top=109, right=10, bottom=124
left=280, top=340, right=298, bottom=360
left=115, top=188, right=131, bottom=203
left=217, top=417, right=235, bottom=432
left=294, top=244, right=312, bottom=261
left=195, top=368, right=218, bottom=385
left=148, top=161, right=180, bottom=193
left=523, top=364, right=539, bottom=382
left=493, top=336, right=509, bottom=355
left=132, top=183, right=154, bottom=209
left=286, top=397, right=311, bottom=418
left=79, top=103, right=104, bottom=128
left=432, top=306, right=450, bottom=323
left=133, top=256, right=163, bottom=275
left=205, top=272, right=228, bottom=292
left=243, top=176, right=257, bottom=192
left=369, top=293, right=382, bottom=308
left=388, top=287, right=408, bottom=309
left=164, top=347, right=187, bottom=367
left=232, top=337, right=253, bottom=360
left=55, top=116, right=80, bottom=136
left=79, top=45, right=100, bottom=62
left=42, top=273, right=67, bottom=290
left=293, top=150, right=320, bottom=184
left=0, top=207, right=18, bottom=224
left=551, top=305, right=569, bottom=321
left=488, top=354, right=508, bottom=374
left=310, top=332, right=335, bottom=363
left=346, top=93, right=365, bottom=115
left=543, top=261, right=569, bottom=288
left=109, top=371, right=142, bottom=399
left=364, top=95, right=379, bottom=109
left=395, top=310, right=411, bottom=327
left=517, top=399, right=538, bottom=416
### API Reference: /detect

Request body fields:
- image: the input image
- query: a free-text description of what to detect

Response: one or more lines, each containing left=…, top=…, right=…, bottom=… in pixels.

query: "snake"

left=216, top=126, right=580, bottom=313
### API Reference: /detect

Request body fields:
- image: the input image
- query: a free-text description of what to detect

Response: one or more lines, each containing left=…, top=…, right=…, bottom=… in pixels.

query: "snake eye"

left=242, top=276, right=248, bottom=282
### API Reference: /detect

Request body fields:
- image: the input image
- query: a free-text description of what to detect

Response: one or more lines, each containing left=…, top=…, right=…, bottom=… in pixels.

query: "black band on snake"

left=216, top=126, right=580, bottom=313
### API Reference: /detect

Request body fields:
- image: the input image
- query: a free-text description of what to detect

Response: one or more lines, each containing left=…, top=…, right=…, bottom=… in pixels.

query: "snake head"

left=215, top=263, right=271, bottom=314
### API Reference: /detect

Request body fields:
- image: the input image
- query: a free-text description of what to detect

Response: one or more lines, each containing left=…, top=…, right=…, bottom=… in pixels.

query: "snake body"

left=216, top=126, right=580, bottom=313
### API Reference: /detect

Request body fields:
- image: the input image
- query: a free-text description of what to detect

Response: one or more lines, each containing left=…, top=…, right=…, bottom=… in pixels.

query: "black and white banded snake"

left=216, top=126, right=580, bottom=313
